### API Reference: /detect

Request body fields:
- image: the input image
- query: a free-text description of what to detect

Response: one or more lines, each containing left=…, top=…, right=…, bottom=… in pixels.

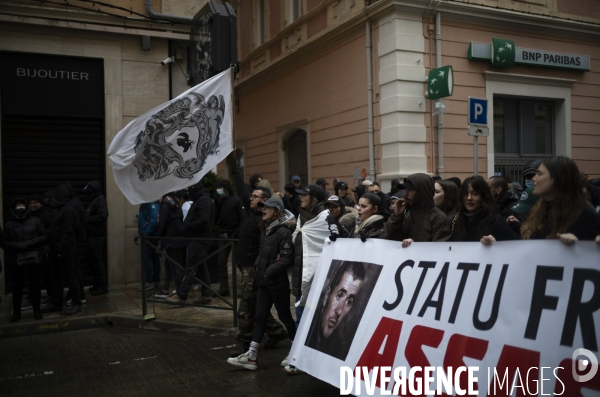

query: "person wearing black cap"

left=315, top=178, right=331, bottom=198
left=2, top=198, right=47, bottom=322
left=43, top=184, right=81, bottom=315
left=227, top=198, right=296, bottom=371
left=291, top=185, right=331, bottom=346
left=334, top=181, right=354, bottom=207
left=283, top=183, right=301, bottom=217
left=324, top=195, right=357, bottom=238
left=82, top=181, right=109, bottom=296
left=386, top=173, right=451, bottom=247
left=522, top=159, right=541, bottom=189
left=215, top=179, right=246, bottom=296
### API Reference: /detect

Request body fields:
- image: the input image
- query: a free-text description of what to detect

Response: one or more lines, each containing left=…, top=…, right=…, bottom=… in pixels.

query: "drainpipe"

left=366, top=21, right=376, bottom=183
left=435, top=12, right=444, bottom=179
left=145, top=0, right=192, bottom=24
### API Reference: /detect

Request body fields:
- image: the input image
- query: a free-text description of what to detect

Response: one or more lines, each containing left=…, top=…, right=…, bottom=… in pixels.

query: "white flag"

left=108, top=69, right=233, bottom=205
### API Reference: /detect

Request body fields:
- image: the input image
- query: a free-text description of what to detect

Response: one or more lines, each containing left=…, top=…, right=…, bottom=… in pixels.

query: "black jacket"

left=183, top=185, right=215, bottom=244
left=530, top=202, right=600, bottom=241
left=85, top=181, right=108, bottom=237
left=49, top=185, right=79, bottom=254
left=496, top=190, right=520, bottom=219
left=254, top=214, right=295, bottom=291
left=64, top=183, right=87, bottom=247
left=216, top=193, right=246, bottom=236
left=233, top=165, right=263, bottom=267
left=2, top=199, right=47, bottom=254
left=157, top=197, right=186, bottom=248
left=450, top=211, right=518, bottom=242
left=31, top=206, right=55, bottom=233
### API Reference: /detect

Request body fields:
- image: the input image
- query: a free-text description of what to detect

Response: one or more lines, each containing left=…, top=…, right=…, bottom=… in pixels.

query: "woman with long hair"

left=227, top=198, right=296, bottom=371
left=450, top=176, right=517, bottom=244
left=434, top=179, right=459, bottom=219
left=351, top=193, right=388, bottom=240
left=521, top=156, right=600, bottom=244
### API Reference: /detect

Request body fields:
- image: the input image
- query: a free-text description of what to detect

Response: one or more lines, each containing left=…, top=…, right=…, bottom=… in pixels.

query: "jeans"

left=252, top=287, right=296, bottom=344
left=142, top=238, right=161, bottom=284
left=176, top=242, right=211, bottom=300
left=50, top=250, right=81, bottom=307
left=87, top=235, right=107, bottom=288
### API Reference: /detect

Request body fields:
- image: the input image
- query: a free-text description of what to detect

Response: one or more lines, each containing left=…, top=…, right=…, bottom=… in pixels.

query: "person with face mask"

left=42, top=185, right=81, bottom=315
left=82, top=181, right=109, bottom=296
left=522, top=160, right=541, bottom=189
left=215, top=179, right=246, bottom=296
left=2, top=198, right=47, bottom=322
left=386, top=173, right=451, bottom=247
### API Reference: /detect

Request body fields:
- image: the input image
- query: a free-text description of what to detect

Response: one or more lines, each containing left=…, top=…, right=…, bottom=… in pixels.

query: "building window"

left=493, top=97, right=554, bottom=180
left=284, top=129, right=308, bottom=185
left=290, top=0, right=302, bottom=23
left=256, top=0, right=266, bottom=46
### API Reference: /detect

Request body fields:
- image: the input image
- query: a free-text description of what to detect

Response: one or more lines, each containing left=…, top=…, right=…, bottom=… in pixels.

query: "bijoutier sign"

left=288, top=239, right=600, bottom=396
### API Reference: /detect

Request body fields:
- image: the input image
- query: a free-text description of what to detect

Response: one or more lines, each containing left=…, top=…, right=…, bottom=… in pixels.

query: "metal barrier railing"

left=134, top=235, right=238, bottom=326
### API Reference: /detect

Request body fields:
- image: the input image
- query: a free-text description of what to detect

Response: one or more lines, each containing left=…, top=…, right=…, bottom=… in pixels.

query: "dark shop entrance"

left=0, top=51, right=106, bottom=293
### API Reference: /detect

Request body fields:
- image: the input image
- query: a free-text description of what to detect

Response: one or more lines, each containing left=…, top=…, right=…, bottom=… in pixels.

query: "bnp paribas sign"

left=468, top=38, right=590, bottom=71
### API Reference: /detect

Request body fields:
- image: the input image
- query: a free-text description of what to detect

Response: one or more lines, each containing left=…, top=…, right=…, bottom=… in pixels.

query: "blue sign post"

left=467, top=97, right=488, bottom=125
left=467, top=97, right=488, bottom=176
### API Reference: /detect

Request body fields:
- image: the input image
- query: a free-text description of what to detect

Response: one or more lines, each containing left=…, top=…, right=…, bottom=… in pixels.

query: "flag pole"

left=230, top=65, right=237, bottom=161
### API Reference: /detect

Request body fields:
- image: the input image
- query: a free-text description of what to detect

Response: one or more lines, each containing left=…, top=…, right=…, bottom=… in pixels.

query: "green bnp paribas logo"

left=492, top=38, right=515, bottom=67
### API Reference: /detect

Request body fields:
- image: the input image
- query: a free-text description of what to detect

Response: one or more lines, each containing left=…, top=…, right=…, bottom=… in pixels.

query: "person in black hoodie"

left=487, top=176, right=519, bottom=218
left=2, top=198, right=47, bottom=322
left=166, top=182, right=215, bottom=304
left=28, top=194, right=55, bottom=305
left=83, top=180, right=109, bottom=296
left=154, top=193, right=186, bottom=298
left=229, top=161, right=286, bottom=357
left=62, top=182, right=87, bottom=304
left=450, top=176, right=518, bottom=243
left=43, top=184, right=81, bottom=315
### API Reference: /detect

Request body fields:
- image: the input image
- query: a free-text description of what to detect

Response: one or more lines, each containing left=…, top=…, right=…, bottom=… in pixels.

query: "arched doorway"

left=283, top=129, right=308, bottom=187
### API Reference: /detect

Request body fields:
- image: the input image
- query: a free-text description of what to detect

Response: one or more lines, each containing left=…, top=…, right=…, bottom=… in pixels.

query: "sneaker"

left=227, top=352, right=258, bottom=371
left=21, top=299, right=33, bottom=310
left=216, top=288, right=230, bottom=297
left=135, top=283, right=156, bottom=292
left=65, top=304, right=81, bottom=316
left=81, top=298, right=86, bottom=304
left=283, top=365, right=304, bottom=375
left=153, top=290, right=170, bottom=299
left=229, top=342, right=250, bottom=358
left=165, top=295, right=185, bottom=303
left=193, top=296, right=212, bottom=305
left=65, top=298, right=73, bottom=306
left=34, top=310, right=43, bottom=320
left=41, top=304, right=61, bottom=313
left=265, top=330, right=289, bottom=349
left=281, top=356, right=288, bottom=367
left=192, top=284, right=202, bottom=291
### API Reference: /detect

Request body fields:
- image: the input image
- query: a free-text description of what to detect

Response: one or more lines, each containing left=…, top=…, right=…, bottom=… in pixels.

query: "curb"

left=0, top=314, right=235, bottom=339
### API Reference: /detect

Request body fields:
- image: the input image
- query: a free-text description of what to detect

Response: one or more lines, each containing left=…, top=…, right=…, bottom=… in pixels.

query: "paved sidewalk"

left=0, top=279, right=297, bottom=334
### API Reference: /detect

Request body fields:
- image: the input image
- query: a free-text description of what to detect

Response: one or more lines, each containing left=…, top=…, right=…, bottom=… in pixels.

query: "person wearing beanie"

left=215, top=179, right=246, bottom=296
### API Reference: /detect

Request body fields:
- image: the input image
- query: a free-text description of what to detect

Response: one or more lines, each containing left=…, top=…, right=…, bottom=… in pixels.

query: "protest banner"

left=107, top=69, right=233, bottom=205
left=289, top=239, right=600, bottom=396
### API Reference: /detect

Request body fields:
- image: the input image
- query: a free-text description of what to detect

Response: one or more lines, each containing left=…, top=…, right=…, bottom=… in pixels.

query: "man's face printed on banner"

left=321, top=271, right=363, bottom=338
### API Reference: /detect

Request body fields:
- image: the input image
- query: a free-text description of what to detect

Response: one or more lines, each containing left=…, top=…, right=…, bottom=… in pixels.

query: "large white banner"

left=289, top=239, right=600, bottom=396
left=107, top=69, right=233, bottom=204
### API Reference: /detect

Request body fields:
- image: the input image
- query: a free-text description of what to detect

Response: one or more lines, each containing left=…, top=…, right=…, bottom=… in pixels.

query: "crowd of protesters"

left=2, top=155, right=599, bottom=378
left=1, top=181, right=108, bottom=322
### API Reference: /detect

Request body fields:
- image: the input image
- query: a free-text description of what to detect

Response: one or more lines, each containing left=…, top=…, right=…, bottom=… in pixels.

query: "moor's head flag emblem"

left=108, top=69, right=233, bottom=205
left=491, top=38, right=515, bottom=67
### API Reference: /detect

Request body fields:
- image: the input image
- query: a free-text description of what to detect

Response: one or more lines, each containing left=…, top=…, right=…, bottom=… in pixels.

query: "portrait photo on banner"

left=305, top=260, right=383, bottom=361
